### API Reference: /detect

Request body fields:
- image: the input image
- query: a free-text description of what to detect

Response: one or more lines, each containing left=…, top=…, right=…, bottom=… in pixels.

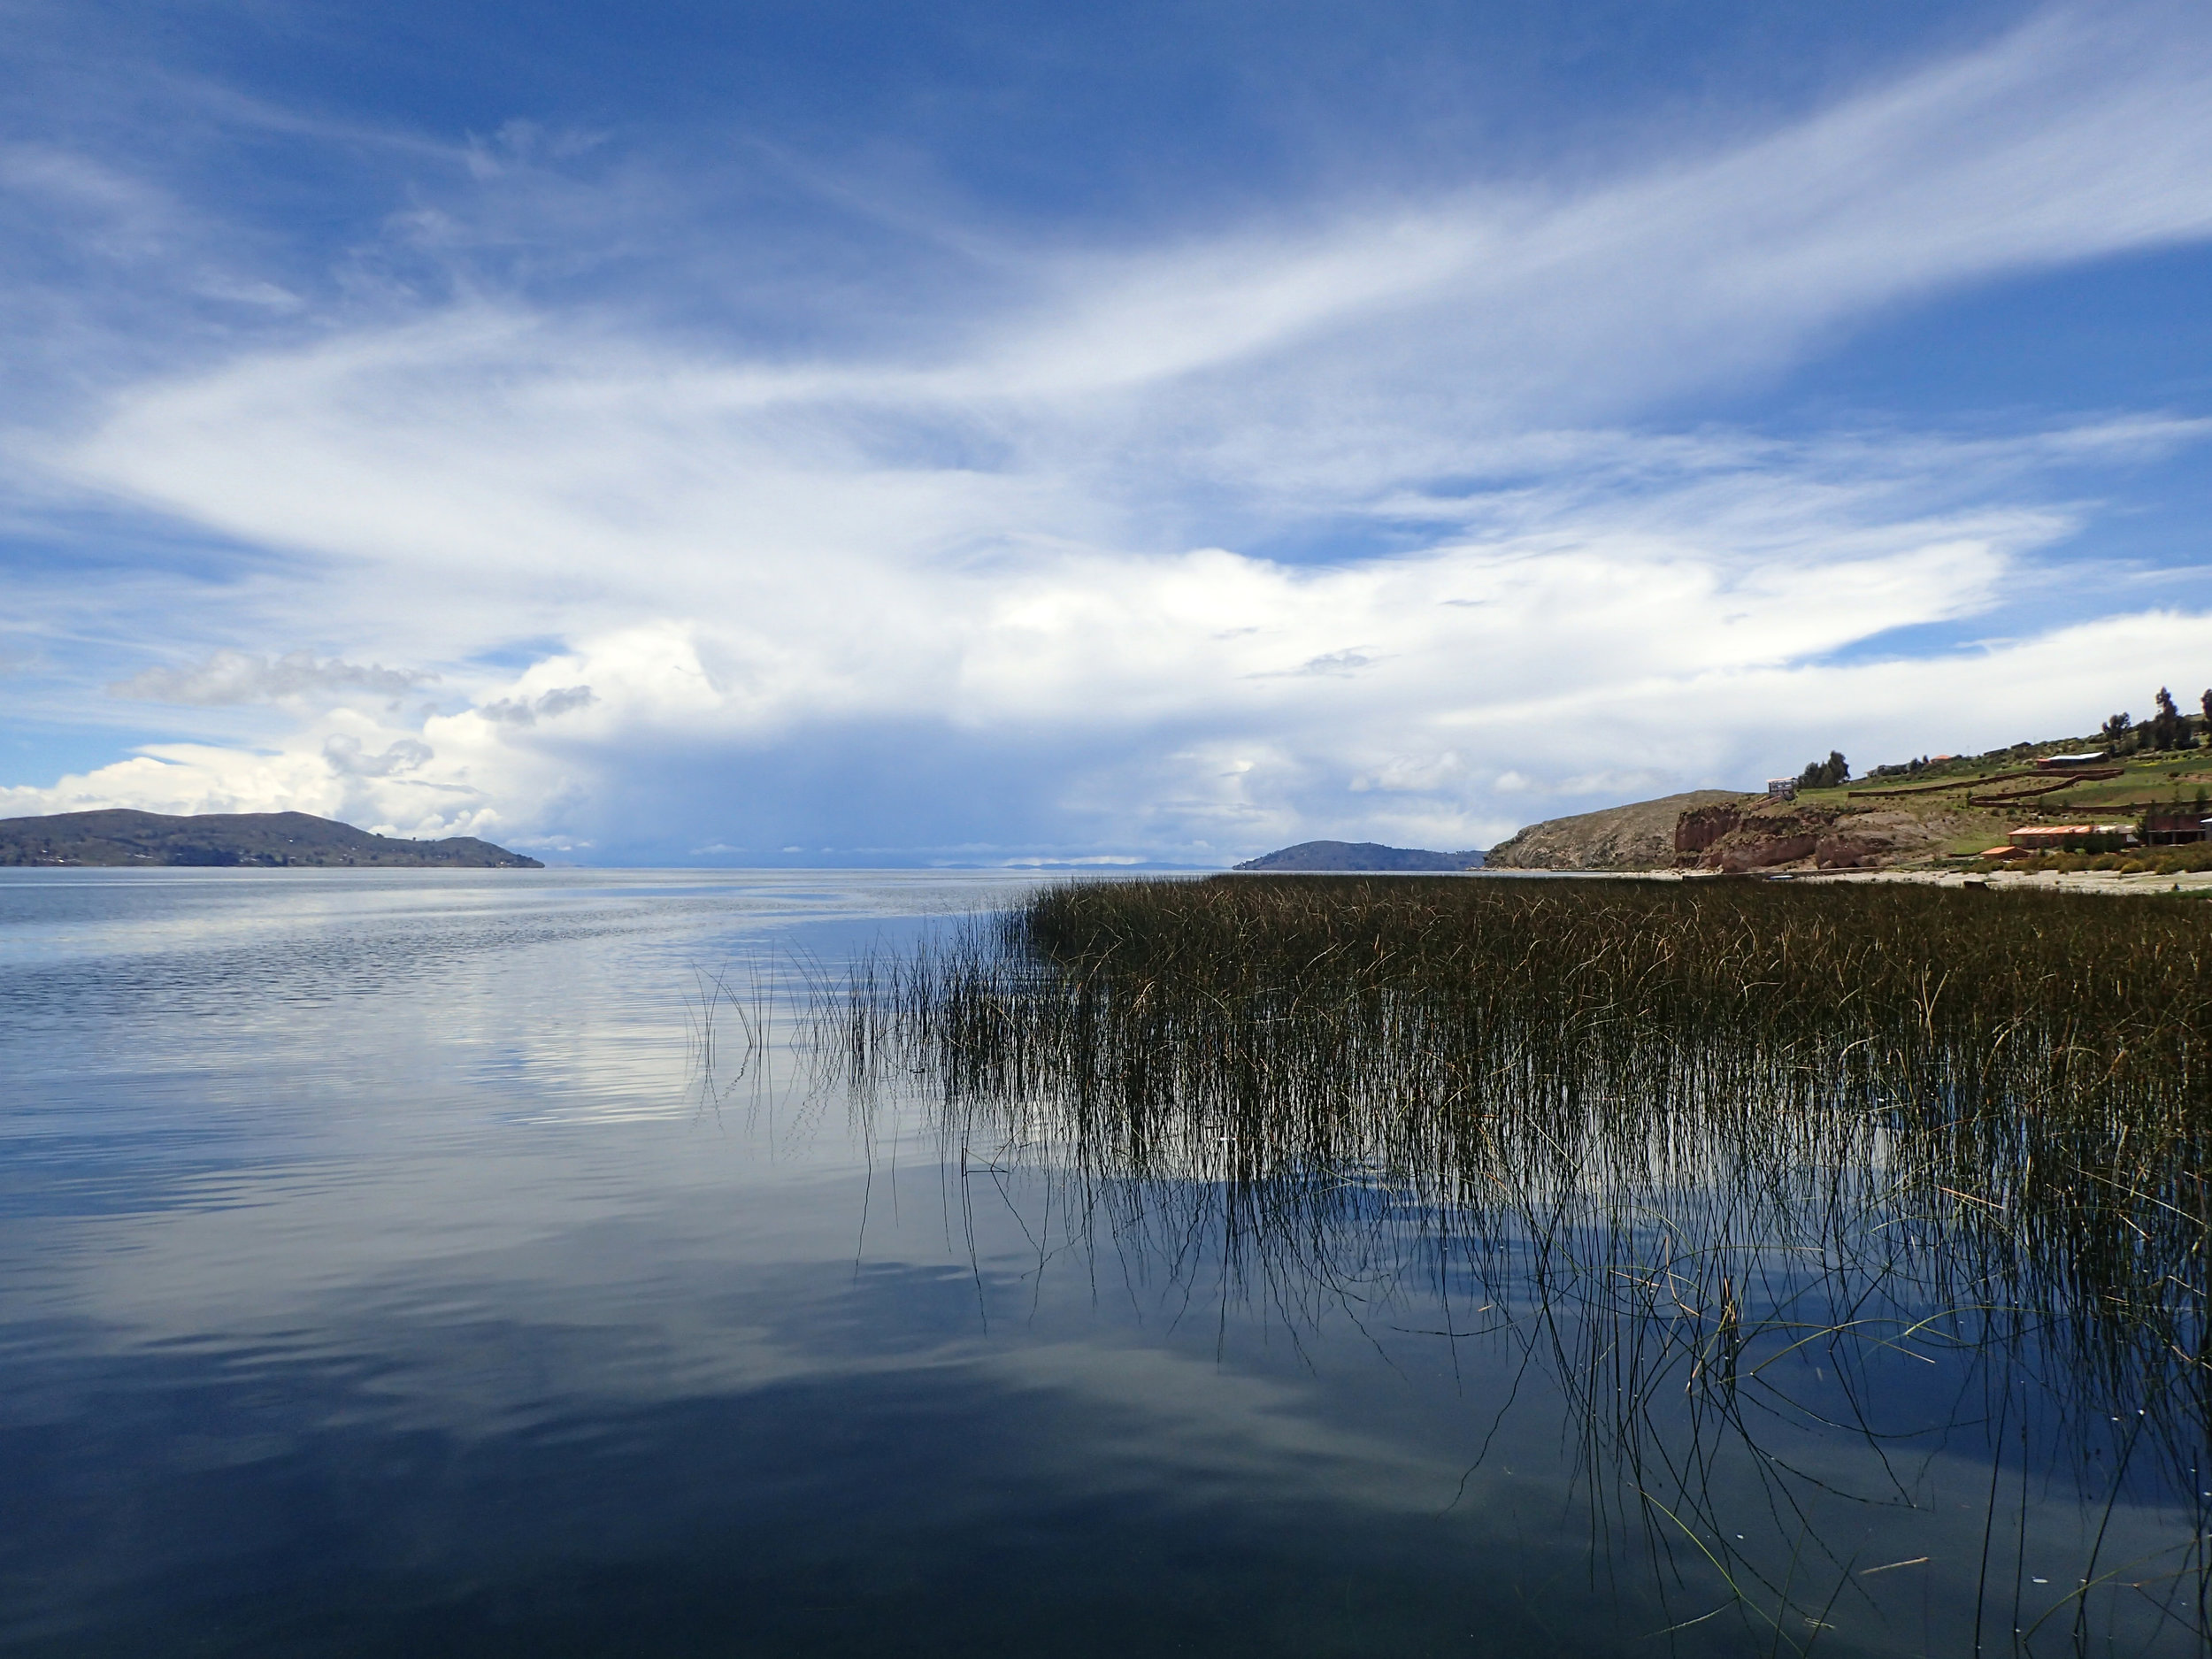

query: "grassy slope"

left=1798, top=734, right=2212, bottom=861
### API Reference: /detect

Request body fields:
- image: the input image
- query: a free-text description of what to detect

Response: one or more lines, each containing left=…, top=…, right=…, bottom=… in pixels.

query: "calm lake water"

left=1, top=869, right=2203, bottom=1656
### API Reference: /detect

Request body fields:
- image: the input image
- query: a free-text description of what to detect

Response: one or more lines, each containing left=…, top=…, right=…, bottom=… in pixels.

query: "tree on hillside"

left=2102, top=711, right=2133, bottom=749
left=1797, top=750, right=1849, bottom=790
left=2200, top=688, right=2211, bottom=741
left=2151, top=687, right=2186, bottom=751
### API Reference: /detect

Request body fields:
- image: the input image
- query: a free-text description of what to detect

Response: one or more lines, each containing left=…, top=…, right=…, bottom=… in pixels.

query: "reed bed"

left=826, top=878, right=2212, bottom=1361
left=841, top=879, right=2212, bottom=1250
left=814, top=877, right=2212, bottom=1648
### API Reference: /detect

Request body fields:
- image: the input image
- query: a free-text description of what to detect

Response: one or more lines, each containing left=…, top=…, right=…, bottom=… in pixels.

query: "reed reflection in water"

left=810, top=876, right=2212, bottom=1655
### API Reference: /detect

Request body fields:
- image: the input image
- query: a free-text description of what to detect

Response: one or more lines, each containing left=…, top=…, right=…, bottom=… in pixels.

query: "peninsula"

left=0, top=810, right=543, bottom=868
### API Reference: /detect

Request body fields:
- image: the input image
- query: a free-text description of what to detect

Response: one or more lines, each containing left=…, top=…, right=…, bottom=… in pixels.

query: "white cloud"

left=7, top=4, right=2212, bottom=857
left=10, top=414, right=2201, bottom=856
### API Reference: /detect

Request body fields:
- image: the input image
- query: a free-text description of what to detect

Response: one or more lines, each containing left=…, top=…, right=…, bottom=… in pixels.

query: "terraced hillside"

left=1493, top=731, right=2212, bottom=872
left=1814, top=741, right=2209, bottom=848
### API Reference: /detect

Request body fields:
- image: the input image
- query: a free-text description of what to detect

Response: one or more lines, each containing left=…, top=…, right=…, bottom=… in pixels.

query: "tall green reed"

left=813, top=877, right=2212, bottom=1649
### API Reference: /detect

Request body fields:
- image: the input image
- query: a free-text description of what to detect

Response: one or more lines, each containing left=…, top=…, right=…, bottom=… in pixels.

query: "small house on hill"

left=2034, top=752, right=2108, bottom=772
left=2140, top=812, right=2212, bottom=846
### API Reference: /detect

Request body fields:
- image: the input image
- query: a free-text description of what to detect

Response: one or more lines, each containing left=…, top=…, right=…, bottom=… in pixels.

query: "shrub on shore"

left=2009, top=842, right=2212, bottom=874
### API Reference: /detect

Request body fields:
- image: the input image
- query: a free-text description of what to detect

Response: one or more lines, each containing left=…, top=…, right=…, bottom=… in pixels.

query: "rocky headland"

left=1481, top=791, right=1743, bottom=872
left=1671, top=799, right=1967, bottom=872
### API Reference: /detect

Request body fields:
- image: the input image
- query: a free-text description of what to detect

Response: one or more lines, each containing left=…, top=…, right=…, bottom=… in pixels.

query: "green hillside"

left=1794, top=726, right=2212, bottom=864
left=1492, top=700, right=2212, bottom=874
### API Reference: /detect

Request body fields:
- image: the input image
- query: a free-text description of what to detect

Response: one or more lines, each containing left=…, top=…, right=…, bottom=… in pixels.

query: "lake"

left=2, top=868, right=2204, bottom=1656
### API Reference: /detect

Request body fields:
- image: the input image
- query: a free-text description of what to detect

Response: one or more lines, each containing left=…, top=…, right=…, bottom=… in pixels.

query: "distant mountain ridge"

left=0, top=810, right=542, bottom=868
left=1234, top=840, right=1485, bottom=872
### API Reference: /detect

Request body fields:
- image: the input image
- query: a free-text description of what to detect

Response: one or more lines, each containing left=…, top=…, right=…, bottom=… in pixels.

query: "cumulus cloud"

left=5, top=472, right=2169, bottom=858
left=111, top=649, right=434, bottom=705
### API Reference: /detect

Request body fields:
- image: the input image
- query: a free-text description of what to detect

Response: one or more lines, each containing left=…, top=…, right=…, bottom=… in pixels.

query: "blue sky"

left=4, top=0, right=2211, bottom=864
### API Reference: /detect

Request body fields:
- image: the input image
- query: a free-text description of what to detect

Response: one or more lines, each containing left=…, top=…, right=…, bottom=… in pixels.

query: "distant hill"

left=1234, top=840, right=1486, bottom=872
left=0, top=810, right=542, bottom=869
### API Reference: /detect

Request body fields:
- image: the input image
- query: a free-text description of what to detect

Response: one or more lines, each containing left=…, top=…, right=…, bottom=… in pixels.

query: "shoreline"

left=1479, top=865, right=2212, bottom=895
left=1781, top=864, right=2212, bottom=895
